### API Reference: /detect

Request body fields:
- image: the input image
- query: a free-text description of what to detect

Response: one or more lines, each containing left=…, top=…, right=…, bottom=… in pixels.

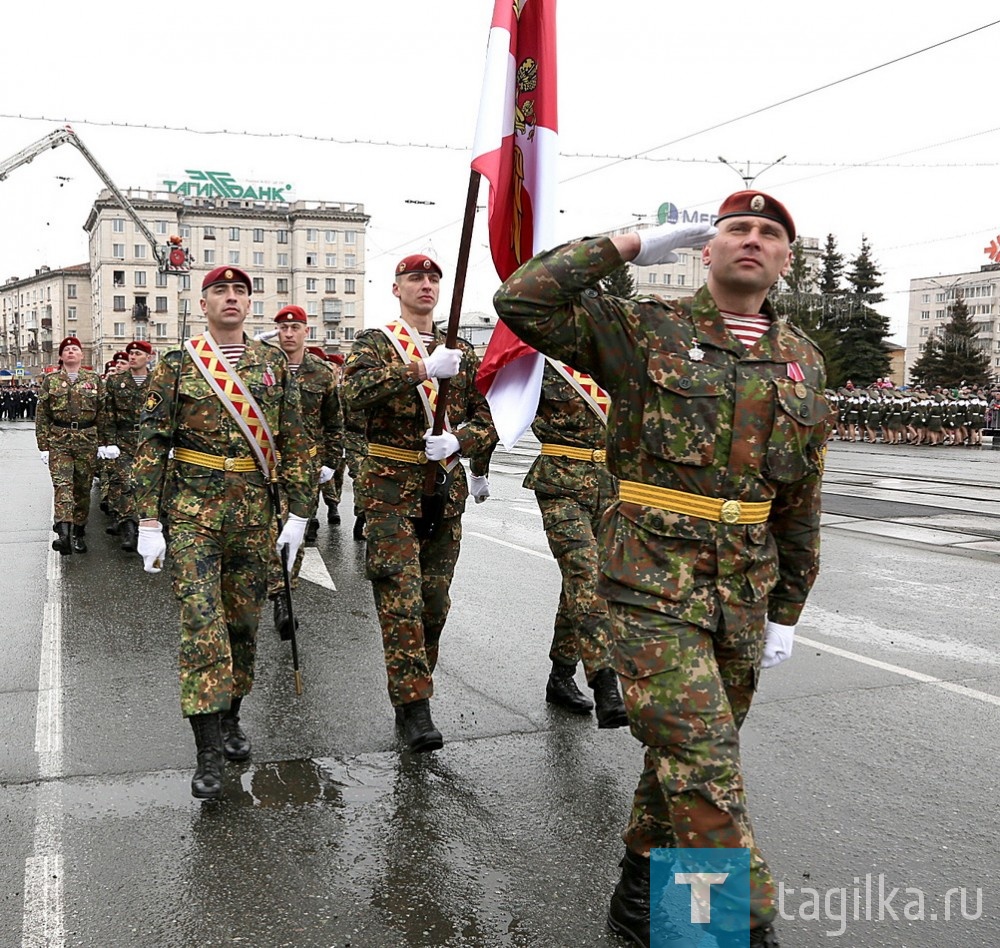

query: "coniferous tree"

left=908, top=333, right=944, bottom=389
left=929, top=294, right=990, bottom=388
left=601, top=264, right=636, bottom=299
left=839, top=236, right=890, bottom=386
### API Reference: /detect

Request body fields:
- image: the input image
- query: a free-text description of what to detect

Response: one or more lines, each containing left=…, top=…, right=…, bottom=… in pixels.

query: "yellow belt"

left=540, top=443, right=607, bottom=463
left=618, top=480, right=771, bottom=525
left=368, top=443, right=428, bottom=465
left=174, top=447, right=258, bottom=473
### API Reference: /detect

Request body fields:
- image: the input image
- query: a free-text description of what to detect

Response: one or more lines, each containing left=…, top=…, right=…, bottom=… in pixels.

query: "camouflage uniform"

left=524, top=361, right=616, bottom=679
left=342, top=324, right=496, bottom=706
left=266, top=349, right=343, bottom=597
left=35, top=367, right=105, bottom=525
left=495, top=237, right=831, bottom=930
left=132, top=337, right=313, bottom=717
left=102, top=370, right=150, bottom=525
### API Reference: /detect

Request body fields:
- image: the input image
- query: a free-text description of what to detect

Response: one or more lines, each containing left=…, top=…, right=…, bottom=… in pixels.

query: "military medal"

left=263, top=364, right=276, bottom=387
left=795, top=382, right=807, bottom=398
left=688, top=344, right=705, bottom=362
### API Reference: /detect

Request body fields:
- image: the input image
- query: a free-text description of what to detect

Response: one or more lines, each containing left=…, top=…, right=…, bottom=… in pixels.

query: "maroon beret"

left=58, top=336, right=82, bottom=355
left=126, top=340, right=153, bottom=355
left=715, top=190, right=795, bottom=242
left=113, top=350, right=129, bottom=362
left=201, top=265, right=252, bottom=294
left=396, top=254, right=442, bottom=278
left=328, top=352, right=345, bottom=366
left=306, top=345, right=328, bottom=361
left=275, top=305, right=308, bottom=324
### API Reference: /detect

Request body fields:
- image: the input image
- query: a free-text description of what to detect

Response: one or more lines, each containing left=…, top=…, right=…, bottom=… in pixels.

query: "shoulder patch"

left=144, top=391, right=163, bottom=413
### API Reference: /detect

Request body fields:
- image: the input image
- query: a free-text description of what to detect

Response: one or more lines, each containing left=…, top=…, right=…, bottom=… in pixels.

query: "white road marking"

left=23, top=546, right=65, bottom=948
left=466, top=531, right=555, bottom=561
left=298, top=546, right=337, bottom=591
left=797, top=634, right=1000, bottom=708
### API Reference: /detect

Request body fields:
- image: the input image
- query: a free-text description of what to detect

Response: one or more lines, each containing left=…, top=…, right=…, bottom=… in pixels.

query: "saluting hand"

left=632, top=222, right=718, bottom=266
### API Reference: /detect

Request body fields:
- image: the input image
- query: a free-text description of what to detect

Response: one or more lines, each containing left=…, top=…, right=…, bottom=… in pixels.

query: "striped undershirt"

left=218, top=344, right=246, bottom=364
left=131, top=373, right=147, bottom=384
left=721, top=312, right=770, bottom=346
left=288, top=362, right=301, bottom=374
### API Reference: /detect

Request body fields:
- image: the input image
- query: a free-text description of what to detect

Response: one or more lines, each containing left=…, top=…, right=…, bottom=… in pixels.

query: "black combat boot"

left=546, top=661, right=594, bottom=714
left=71, top=524, right=87, bottom=554
left=305, top=517, right=320, bottom=543
left=272, top=595, right=298, bottom=642
left=52, top=522, right=72, bottom=556
left=119, top=519, right=139, bottom=552
left=105, top=520, right=120, bottom=536
left=220, top=697, right=251, bottom=761
left=399, top=698, right=443, bottom=752
left=352, top=511, right=366, bottom=541
left=608, top=848, right=650, bottom=946
left=189, top=712, right=225, bottom=800
left=591, top=667, right=629, bottom=729
left=327, top=504, right=341, bottom=525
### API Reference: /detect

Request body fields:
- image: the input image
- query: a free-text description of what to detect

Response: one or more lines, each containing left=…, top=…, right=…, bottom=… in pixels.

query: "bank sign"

left=657, top=202, right=716, bottom=225
left=162, top=170, right=293, bottom=202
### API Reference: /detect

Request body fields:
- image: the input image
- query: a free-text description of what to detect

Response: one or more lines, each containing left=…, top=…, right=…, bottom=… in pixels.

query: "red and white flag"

left=472, top=0, right=558, bottom=449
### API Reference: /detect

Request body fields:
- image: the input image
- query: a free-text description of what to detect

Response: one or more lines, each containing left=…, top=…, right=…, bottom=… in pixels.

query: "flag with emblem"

left=472, top=0, right=557, bottom=449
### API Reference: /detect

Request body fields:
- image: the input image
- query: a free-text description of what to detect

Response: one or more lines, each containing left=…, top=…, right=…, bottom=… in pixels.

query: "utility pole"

left=717, top=155, right=787, bottom=189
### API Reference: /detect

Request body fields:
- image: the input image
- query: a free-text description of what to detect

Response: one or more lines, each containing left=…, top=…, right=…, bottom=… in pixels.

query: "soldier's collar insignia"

left=143, top=391, right=163, bottom=413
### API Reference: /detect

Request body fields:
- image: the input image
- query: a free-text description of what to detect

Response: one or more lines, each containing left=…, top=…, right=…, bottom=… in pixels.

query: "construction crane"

left=0, top=125, right=192, bottom=273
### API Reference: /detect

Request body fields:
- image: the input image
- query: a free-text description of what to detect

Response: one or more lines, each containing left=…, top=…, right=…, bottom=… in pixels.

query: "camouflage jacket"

left=341, top=394, right=368, bottom=469
left=523, top=361, right=617, bottom=502
left=101, top=372, right=150, bottom=450
left=342, top=321, right=497, bottom=517
left=494, top=237, right=832, bottom=628
left=294, top=350, right=344, bottom=468
left=35, top=368, right=105, bottom=450
left=132, top=335, right=314, bottom=528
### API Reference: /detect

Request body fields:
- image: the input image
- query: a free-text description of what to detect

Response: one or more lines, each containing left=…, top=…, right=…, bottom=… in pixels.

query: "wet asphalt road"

left=3, top=422, right=1000, bottom=948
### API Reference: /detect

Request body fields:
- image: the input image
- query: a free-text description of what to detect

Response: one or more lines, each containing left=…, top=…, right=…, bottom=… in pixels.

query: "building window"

left=648, top=273, right=657, bottom=284
left=325, top=230, right=337, bottom=243
left=113, top=321, right=126, bottom=336
left=229, top=251, right=240, bottom=265
left=252, top=278, right=264, bottom=294
left=920, top=326, right=930, bottom=336
left=112, top=219, right=125, bottom=233
left=253, top=228, right=264, bottom=243
left=306, top=253, right=317, bottom=266
left=306, top=278, right=317, bottom=293
left=325, top=254, right=337, bottom=267
left=307, top=326, right=318, bottom=341
left=344, top=231, right=356, bottom=245
left=276, top=278, right=289, bottom=294
left=325, top=278, right=337, bottom=293
left=920, top=310, right=930, bottom=319
left=935, top=309, right=945, bottom=319
left=113, top=296, right=126, bottom=312
left=134, top=245, right=147, bottom=259
left=67, top=283, right=77, bottom=299
left=229, top=227, right=240, bottom=241
left=344, top=327, right=355, bottom=341
left=277, top=229, right=288, bottom=244
left=180, top=225, right=191, bottom=238
left=204, top=226, right=215, bottom=239
left=156, top=271, right=169, bottom=288
left=306, top=301, right=318, bottom=317
left=204, top=249, right=216, bottom=264
left=345, top=254, right=357, bottom=268
left=134, top=271, right=146, bottom=287
left=277, top=253, right=289, bottom=267
left=345, top=279, right=356, bottom=294
left=67, top=306, right=77, bottom=321
left=677, top=275, right=685, bottom=286
left=325, top=329, right=338, bottom=342
left=155, top=220, right=168, bottom=235
left=344, top=302, right=356, bottom=318
left=113, top=270, right=126, bottom=287
left=306, top=229, right=317, bottom=242
left=155, top=296, right=168, bottom=313
left=180, top=275, right=191, bottom=291
left=252, top=301, right=265, bottom=316
left=253, top=252, right=264, bottom=266
left=156, top=322, right=168, bottom=338
left=113, top=244, right=125, bottom=259
left=134, top=323, right=148, bottom=342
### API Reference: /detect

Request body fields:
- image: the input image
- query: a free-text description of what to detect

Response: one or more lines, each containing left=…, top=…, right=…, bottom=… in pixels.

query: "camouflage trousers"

left=365, top=512, right=461, bottom=706
left=267, top=491, right=319, bottom=599
left=106, top=448, right=137, bottom=522
left=169, top=516, right=270, bottom=717
left=48, top=430, right=98, bottom=525
left=320, top=457, right=346, bottom=508
left=535, top=492, right=614, bottom=681
left=610, top=601, right=775, bottom=929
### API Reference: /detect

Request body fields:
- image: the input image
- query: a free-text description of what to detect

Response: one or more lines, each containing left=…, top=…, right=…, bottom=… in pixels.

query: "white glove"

left=40, top=450, right=49, bottom=466
left=98, top=445, right=121, bottom=460
left=318, top=465, right=335, bottom=484
left=422, top=345, right=462, bottom=380
left=254, top=329, right=279, bottom=342
left=277, top=513, right=308, bottom=565
left=761, top=620, right=795, bottom=669
left=633, top=222, right=718, bottom=266
left=137, top=524, right=167, bottom=574
left=470, top=474, right=490, bottom=503
left=424, top=429, right=460, bottom=462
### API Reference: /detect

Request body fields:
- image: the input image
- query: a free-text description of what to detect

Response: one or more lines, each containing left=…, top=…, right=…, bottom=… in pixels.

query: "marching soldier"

left=342, top=254, right=497, bottom=752
left=321, top=352, right=347, bottom=526
left=131, top=266, right=314, bottom=801
left=101, top=339, right=154, bottom=551
left=495, top=191, right=832, bottom=948
left=36, top=336, right=109, bottom=554
left=524, top=359, right=628, bottom=728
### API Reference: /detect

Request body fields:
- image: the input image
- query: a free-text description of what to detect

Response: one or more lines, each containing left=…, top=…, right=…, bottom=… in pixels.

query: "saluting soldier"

left=101, top=339, right=154, bottom=551
left=523, top=359, right=628, bottom=728
left=36, top=336, right=111, bottom=555
left=342, top=254, right=497, bottom=752
left=263, top=307, right=343, bottom=638
left=131, top=266, right=314, bottom=801
left=495, top=191, right=832, bottom=948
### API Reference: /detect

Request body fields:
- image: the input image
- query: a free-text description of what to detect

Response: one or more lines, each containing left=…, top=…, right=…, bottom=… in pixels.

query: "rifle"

left=417, top=170, right=481, bottom=539
left=269, top=478, right=303, bottom=695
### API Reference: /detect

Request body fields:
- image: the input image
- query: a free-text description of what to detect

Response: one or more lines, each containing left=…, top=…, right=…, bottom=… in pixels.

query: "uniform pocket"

left=601, top=508, right=698, bottom=603
left=765, top=379, right=827, bottom=483
left=642, top=351, right=725, bottom=466
left=364, top=515, right=409, bottom=581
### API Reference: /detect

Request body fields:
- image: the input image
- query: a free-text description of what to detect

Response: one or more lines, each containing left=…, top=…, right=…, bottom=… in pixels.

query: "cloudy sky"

left=2, top=1, right=999, bottom=342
